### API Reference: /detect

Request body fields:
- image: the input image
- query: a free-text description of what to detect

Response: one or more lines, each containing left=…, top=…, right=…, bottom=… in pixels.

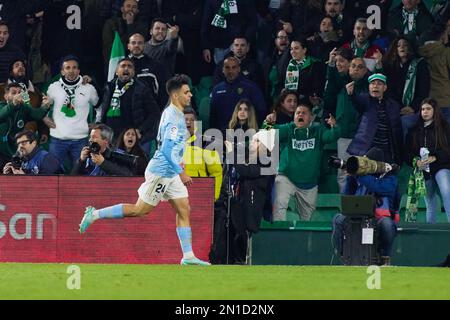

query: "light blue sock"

left=97, top=204, right=124, bottom=219
left=176, top=227, right=194, bottom=258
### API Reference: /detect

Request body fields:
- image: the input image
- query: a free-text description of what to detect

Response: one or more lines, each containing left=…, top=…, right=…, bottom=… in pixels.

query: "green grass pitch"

left=1, top=263, right=449, bottom=300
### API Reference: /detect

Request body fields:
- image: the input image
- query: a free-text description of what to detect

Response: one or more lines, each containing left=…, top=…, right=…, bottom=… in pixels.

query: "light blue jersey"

left=147, top=104, right=187, bottom=177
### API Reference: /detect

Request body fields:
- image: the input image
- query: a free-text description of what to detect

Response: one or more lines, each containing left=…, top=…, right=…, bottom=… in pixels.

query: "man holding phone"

left=144, top=18, right=179, bottom=76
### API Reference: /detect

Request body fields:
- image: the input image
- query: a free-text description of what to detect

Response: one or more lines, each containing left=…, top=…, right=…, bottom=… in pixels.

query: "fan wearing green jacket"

left=0, top=83, right=49, bottom=169
left=264, top=102, right=341, bottom=221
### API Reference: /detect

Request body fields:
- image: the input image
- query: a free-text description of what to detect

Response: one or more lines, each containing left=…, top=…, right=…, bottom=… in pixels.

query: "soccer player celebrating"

left=79, top=74, right=210, bottom=266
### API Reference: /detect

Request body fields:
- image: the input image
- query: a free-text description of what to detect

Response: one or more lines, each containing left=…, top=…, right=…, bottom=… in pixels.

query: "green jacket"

left=0, top=102, right=48, bottom=157
left=335, top=77, right=368, bottom=138
left=272, top=122, right=341, bottom=188
left=323, top=65, right=350, bottom=115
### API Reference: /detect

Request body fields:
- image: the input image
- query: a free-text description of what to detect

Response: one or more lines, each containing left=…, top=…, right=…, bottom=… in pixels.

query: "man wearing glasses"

left=3, top=129, right=60, bottom=175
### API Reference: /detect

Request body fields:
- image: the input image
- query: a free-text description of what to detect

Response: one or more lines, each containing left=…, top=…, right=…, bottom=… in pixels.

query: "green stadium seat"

left=198, top=96, right=211, bottom=130
left=399, top=193, right=448, bottom=223
left=284, top=193, right=341, bottom=223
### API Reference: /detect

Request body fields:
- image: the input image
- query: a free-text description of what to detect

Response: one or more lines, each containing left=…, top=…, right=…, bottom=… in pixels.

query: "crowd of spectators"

left=1, top=0, right=450, bottom=263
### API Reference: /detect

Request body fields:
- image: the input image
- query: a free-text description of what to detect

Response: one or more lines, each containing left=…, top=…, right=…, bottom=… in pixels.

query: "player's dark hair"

left=166, top=74, right=190, bottom=95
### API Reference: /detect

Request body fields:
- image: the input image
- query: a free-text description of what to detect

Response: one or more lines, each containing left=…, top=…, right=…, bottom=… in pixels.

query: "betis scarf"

left=351, top=39, right=369, bottom=58
left=106, top=79, right=134, bottom=118
left=405, top=157, right=426, bottom=222
left=402, top=58, right=422, bottom=107
left=402, top=8, right=418, bottom=35
left=59, top=76, right=82, bottom=117
left=284, top=56, right=315, bottom=91
left=211, top=0, right=238, bottom=29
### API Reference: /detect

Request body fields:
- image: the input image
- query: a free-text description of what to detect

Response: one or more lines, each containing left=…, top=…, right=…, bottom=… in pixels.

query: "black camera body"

left=88, top=141, right=101, bottom=155
left=11, top=153, right=24, bottom=169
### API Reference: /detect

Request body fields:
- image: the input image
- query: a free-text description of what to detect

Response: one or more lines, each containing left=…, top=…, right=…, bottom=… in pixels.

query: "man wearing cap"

left=347, top=73, right=403, bottom=166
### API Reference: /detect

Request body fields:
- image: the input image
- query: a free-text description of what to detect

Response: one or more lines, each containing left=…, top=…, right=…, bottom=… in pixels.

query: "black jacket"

left=99, top=78, right=161, bottom=143
left=129, top=54, right=169, bottom=110
left=405, top=121, right=450, bottom=179
left=348, top=94, right=403, bottom=165
left=71, top=148, right=134, bottom=176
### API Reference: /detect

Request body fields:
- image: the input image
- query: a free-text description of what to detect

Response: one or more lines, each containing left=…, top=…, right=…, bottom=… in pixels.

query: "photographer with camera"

left=331, top=147, right=400, bottom=266
left=3, top=129, right=60, bottom=175
left=71, top=124, right=134, bottom=176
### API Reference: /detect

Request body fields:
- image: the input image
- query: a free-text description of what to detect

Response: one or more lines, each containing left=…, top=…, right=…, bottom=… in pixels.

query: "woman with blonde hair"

left=227, top=99, right=259, bottom=131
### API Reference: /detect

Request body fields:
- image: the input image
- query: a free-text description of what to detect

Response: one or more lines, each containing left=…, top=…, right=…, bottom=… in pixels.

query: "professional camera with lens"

left=110, top=150, right=139, bottom=168
left=11, top=152, right=24, bottom=169
left=328, top=155, right=399, bottom=176
left=88, top=141, right=101, bottom=155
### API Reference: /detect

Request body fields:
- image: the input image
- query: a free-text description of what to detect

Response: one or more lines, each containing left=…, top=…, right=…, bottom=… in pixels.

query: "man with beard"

left=144, top=18, right=179, bottom=77
left=102, top=0, right=147, bottom=63
left=264, top=102, right=340, bottom=221
left=0, top=22, right=26, bottom=83
left=300, top=0, right=354, bottom=43
left=97, top=58, right=160, bottom=154
left=44, top=55, right=99, bottom=171
left=341, top=18, right=383, bottom=68
left=127, top=33, right=169, bottom=110
left=2, top=58, right=49, bottom=144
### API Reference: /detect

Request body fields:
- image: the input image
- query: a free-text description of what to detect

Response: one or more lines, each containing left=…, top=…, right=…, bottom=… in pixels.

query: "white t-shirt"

left=47, top=80, right=99, bottom=140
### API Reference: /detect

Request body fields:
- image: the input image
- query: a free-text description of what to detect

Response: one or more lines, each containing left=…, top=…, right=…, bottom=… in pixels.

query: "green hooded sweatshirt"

left=272, top=122, right=341, bottom=188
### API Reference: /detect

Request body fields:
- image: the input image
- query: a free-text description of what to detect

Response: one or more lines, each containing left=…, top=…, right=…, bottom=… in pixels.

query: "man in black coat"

left=127, top=33, right=169, bottom=110
left=97, top=58, right=160, bottom=150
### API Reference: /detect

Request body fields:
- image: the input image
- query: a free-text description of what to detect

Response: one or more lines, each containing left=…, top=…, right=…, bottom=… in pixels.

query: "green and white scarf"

left=402, top=8, right=418, bottom=35
left=405, top=157, right=426, bottom=222
left=351, top=39, right=369, bottom=58
left=284, top=56, right=315, bottom=91
left=106, top=79, right=134, bottom=118
left=211, top=0, right=238, bottom=29
left=402, top=58, right=422, bottom=107
left=59, top=76, right=82, bottom=118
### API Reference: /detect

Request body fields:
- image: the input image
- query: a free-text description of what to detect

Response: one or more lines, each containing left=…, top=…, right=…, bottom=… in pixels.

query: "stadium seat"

left=399, top=194, right=448, bottom=223
left=285, top=193, right=341, bottom=223
left=198, top=96, right=211, bottom=130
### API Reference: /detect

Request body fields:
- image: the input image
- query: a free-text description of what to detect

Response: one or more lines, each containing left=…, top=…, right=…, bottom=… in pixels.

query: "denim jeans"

left=424, top=169, right=450, bottom=223
left=49, top=136, right=89, bottom=171
left=332, top=214, right=397, bottom=258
